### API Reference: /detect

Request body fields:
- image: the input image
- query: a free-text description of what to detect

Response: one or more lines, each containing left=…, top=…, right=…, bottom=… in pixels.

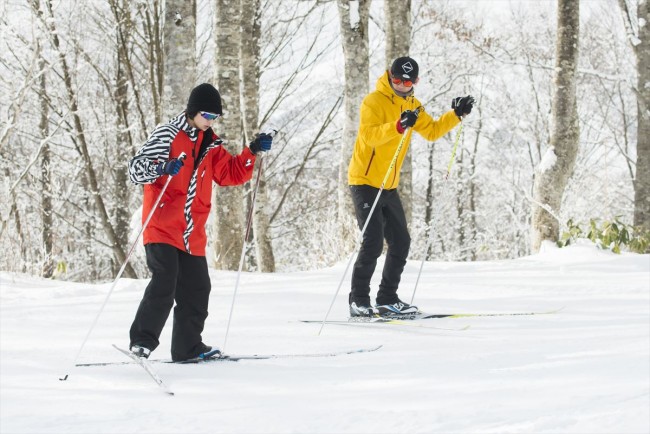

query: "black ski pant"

left=129, top=243, right=211, bottom=361
left=349, top=185, right=410, bottom=306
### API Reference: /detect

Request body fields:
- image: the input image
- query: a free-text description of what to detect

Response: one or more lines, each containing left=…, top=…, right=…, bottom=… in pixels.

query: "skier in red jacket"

left=127, top=83, right=272, bottom=361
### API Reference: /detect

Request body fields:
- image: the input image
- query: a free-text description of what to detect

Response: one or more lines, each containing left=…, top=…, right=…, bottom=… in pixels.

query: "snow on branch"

left=348, top=0, right=359, bottom=29
left=538, top=146, right=558, bottom=173
left=618, top=0, right=642, bottom=46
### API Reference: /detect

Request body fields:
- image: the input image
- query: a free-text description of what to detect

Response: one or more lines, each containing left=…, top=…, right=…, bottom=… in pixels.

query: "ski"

left=77, top=344, right=383, bottom=367
left=165, top=344, right=383, bottom=364
left=300, top=318, right=469, bottom=331
left=301, top=307, right=562, bottom=327
left=414, top=307, right=563, bottom=319
left=112, top=344, right=174, bottom=396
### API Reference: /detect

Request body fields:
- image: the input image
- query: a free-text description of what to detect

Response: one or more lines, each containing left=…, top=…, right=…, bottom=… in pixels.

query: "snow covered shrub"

left=558, top=218, right=650, bottom=254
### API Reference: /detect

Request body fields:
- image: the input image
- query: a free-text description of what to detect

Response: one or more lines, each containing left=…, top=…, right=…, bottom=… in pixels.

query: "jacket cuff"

left=396, top=120, right=405, bottom=134
left=243, top=145, right=257, bottom=159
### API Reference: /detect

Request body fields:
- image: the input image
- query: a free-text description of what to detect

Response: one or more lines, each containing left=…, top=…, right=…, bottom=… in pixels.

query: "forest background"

left=0, top=0, right=647, bottom=282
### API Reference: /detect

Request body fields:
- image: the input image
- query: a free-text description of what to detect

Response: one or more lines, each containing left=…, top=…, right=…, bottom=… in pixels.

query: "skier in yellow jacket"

left=348, top=56, right=474, bottom=317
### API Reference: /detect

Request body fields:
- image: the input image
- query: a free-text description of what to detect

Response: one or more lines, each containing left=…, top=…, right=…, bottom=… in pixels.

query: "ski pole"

left=222, top=130, right=276, bottom=354
left=60, top=152, right=186, bottom=381
left=318, top=115, right=420, bottom=336
left=410, top=122, right=463, bottom=305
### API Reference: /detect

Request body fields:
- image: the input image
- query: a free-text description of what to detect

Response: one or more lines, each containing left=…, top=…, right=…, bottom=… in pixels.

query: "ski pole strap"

left=445, top=122, right=463, bottom=180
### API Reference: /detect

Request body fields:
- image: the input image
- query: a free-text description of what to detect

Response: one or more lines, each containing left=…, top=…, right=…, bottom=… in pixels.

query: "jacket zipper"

left=364, top=149, right=375, bottom=176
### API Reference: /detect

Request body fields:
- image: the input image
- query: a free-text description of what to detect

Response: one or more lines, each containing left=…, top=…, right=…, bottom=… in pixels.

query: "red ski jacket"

left=128, top=112, right=255, bottom=256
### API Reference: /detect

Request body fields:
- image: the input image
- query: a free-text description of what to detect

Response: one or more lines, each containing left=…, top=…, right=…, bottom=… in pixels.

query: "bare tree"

left=336, top=0, right=371, bottom=250
left=213, top=0, right=245, bottom=270
left=109, top=0, right=151, bottom=134
left=31, top=0, right=137, bottom=277
left=140, top=0, right=165, bottom=124
left=531, top=0, right=580, bottom=251
left=36, top=41, right=54, bottom=278
left=453, top=93, right=482, bottom=261
left=618, top=0, right=650, bottom=237
left=111, top=0, right=136, bottom=276
left=163, top=0, right=197, bottom=119
left=241, top=0, right=275, bottom=272
left=385, top=0, right=413, bottom=225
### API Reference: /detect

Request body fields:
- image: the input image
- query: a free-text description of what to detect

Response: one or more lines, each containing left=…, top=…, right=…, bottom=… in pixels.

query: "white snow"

left=1, top=242, right=649, bottom=434
left=538, top=146, right=558, bottom=173
left=348, top=0, right=360, bottom=29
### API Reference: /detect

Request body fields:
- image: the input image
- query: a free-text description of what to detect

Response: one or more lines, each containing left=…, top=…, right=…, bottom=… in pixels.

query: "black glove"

left=249, top=133, right=273, bottom=155
left=399, top=110, right=418, bottom=130
left=155, top=158, right=184, bottom=176
left=452, top=95, right=475, bottom=118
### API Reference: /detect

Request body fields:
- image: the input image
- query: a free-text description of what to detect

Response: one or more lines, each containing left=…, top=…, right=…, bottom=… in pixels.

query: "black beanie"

left=390, top=57, right=419, bottom=80
left=186, top=83, right=222, bottom=117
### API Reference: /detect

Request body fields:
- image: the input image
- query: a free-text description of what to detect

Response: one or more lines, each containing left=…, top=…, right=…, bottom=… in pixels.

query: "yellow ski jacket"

left=348, top=71, right=460, bottom=190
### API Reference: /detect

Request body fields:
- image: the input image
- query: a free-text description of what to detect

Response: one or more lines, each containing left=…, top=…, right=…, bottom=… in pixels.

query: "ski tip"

left=59, top=374, right=69, bottom=381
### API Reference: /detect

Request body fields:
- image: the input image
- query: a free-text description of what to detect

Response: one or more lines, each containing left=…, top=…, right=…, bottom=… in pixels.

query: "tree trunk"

left=467, top=117, right=480, bottom=261
left=163, top=0, right=196, bottom=119
left=424, top=142, right=436, bottom=260
left=531, top=0, right=580, bottom=252
left=109, top=0, right=149, bottom=134
left=241, top=0, right=275, bottom=272
left=634, top=2, right=650, bottom=235
left=114, top=17, right=134, bottom=277
left=336, top=0, right=371, bottom=252
left=385, top=0, right=412, bottom=226
left=38, top=42, right=54, bottom=278
left=455, top=150, right=465, bottom=256
left=213, top=0, right=245, bottom=270
left=140, top=0, right=164, bottom=124
left=618, top=0, right=650, bottom=235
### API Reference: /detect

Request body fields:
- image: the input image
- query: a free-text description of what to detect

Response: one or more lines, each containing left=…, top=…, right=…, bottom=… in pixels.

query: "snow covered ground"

left=1, top=241, right=649, bottom=434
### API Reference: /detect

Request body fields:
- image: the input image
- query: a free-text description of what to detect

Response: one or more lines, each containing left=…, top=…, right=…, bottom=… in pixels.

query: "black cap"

left=186, top=83, right=222, bottom=116
left=390, top=57, right=419, bottom=80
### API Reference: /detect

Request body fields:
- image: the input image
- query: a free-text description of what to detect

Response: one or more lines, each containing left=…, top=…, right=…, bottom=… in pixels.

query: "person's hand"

left=451, top=95, right=475, bottom=119
left=398, top=110, right=418, bottom=132
left=249, top=133, right=273, bottom=155
left=155, top=158, right=184, bottom=176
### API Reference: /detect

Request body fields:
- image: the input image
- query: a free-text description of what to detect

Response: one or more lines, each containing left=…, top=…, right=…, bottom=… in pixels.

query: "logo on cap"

left=402, top=62, right=414, bottom=74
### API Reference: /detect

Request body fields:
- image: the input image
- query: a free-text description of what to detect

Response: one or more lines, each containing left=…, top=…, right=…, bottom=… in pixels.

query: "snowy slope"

left=1, top=241, right=649, bottom=434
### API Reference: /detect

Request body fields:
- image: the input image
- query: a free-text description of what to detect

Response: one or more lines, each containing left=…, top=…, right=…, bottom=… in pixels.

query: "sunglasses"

left=391, top=77, right=414, bottom=87
left=200, top=111, right=221, bottom=121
